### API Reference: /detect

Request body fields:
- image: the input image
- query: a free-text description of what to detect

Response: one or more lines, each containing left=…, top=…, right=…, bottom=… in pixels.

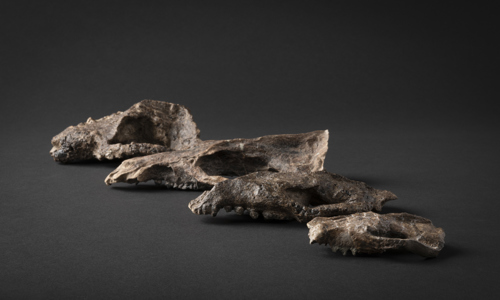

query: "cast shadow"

left=380, top=205, right=426, bottom=216
left=200, top=213, right=306, bottom=229
left=57, top=159, right=122, bottom=169
left=112, top=183, right=204, bottom=194
left=337, top=174, right=403, bottom=188
left=318, top=243, right=463, bottom=263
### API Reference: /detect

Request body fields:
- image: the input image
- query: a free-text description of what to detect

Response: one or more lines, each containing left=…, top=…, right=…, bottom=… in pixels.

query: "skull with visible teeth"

left=50, top=100, right=200, bottom=163
left=307, top=212, right=445, bottom=257
left=105, top=130, right=329, bottom=190
left=188, top=171, right=397, bottom=222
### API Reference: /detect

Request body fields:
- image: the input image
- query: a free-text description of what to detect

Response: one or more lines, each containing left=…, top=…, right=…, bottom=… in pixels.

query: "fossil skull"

left=50, top=100, right=200, bottom=163
left=188, top=171, right=397, bottom=222
left=307, top=212, right=445, bottom=257
left=105, top=130, right=329, bottom=190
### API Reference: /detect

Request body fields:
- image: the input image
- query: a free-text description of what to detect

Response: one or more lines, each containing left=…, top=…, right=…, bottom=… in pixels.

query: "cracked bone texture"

left=50, top=100, right=200, bottom=163
left=105, top=130, right=329, bottom=190
left=307, top=212, right=445, bottom=257
left=188, top=170, right=397, bottom=222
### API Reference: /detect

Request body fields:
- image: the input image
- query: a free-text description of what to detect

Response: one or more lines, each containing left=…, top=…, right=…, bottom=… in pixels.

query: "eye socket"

left=195, top=150, right=270, bottom=177
left=284, top=187, right=327, bottom=207
left=366, top=225, right=408, bottom=239
left=109, top=116, right=167, bottom=146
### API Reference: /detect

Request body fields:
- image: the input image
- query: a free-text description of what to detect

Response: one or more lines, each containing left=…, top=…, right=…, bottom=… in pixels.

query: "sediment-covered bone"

left=308, top=212, right=445, bottom=257
left=188, top=171, right=396, bottom=222
left=50, top=100, right=200, bottom=163
left=105, top=130, right=329, bottom=190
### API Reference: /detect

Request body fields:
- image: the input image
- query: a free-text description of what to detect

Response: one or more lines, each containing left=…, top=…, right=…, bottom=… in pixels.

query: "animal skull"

left=50, top=100, right=200, bottom=163
left=105, top=130, right=329, bottom=190
left=307, top=212, right=445, bottom=257
left=189, top=171, right=397, bottom=221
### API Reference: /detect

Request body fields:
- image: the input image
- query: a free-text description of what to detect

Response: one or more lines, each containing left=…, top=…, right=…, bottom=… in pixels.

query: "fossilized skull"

left=50, top=100, right=200, bottom=163
left=188, top=171, right=397, bottom=222
left=307, top=212, right=445, bottom=257
left=105, top=130, right=329, bottom=190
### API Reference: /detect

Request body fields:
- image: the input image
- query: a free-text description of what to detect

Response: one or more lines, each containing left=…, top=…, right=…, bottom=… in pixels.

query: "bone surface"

left=105, top=130, right=329, bottom=189
left=307, top=212, right=445, bottom=257
left=188, top=171, right=396, bottom=222
left=50, top=100, right=200, bottom=163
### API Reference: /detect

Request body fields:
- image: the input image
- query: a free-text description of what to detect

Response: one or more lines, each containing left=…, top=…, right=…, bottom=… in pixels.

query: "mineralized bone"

left=188, top=171, right=397, bottom=222
left=105, top=130, right=329, bottom=190
left=50, top=100, right=200, bottom=163
left=308, top=212, right=445, bottom=257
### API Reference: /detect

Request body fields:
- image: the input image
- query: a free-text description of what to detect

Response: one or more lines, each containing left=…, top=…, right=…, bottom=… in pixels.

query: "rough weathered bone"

left=105, top=130, right=329, bottom=190
left=50, top=100, right=200, bottom=163
left=308, top=212, right=445, bottom=257
left=188, top=171, right=396, bottom=222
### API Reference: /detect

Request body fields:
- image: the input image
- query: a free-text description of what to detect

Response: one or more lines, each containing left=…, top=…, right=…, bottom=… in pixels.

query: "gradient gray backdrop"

left=1, top=1, right=498, bottom=299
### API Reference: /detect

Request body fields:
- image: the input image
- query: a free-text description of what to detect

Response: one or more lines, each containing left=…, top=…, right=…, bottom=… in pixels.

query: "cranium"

left=188, top=171, right=397, bottom=222
left=307, top=212, right=445, bottom=257
left=50, top=100, right=200, bottom=163
left=105, top=130, right=329, bottom=190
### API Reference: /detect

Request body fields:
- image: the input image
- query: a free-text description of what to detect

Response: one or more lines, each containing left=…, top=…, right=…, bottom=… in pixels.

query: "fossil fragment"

left=188, top=171, right=397, bottom=222
left=105, top=130, right=329, bottom=190
left=307, top=212, right=445, bottom=257
left=50, top=100, right=200, bottom=163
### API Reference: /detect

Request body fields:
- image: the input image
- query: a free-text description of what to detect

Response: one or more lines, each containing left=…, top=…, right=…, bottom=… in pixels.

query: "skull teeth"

left=249, top=210, right=259, bottom=219
left=326, top=244, right=357, bottom=256
left=194, top=204, right=294, bottom=221
left=235, top=206, right=245, bottom=215
left=211, top=206, right=220, bottom=217
left=148, top=181, right=200, bottom=190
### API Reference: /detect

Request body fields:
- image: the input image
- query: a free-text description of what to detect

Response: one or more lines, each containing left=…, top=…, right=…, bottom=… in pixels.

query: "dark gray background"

left=1, top=1, right=498, bottom=299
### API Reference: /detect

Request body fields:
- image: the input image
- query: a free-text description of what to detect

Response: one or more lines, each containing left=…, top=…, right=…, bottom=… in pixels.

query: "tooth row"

left=192, top=204, right=220, bottom=217
left=310, top=241, right=358, bottom=256
left=330, top=246, right=358, bottom=256
left=198, top=205, right=293, bottom=220
left=291, top=203, right=312, bottom=220
left=308, top=240, right=358, bottom=256
left=153, top=180, right=199, bottom=190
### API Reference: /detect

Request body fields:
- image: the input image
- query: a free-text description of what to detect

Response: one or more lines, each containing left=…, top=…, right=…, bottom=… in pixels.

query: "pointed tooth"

left=235, top=206, right=244, bottom=215
left=309, top=239, right=317, bottom=245
left=202, top=204, right=211, bottom=214
left=351, top=248, right=357, bottom=256
left=224, top=206, right=232, bottom=212
left=211, top=206, right=220, bottom=217
left=249, top=210, right=259, bottom=219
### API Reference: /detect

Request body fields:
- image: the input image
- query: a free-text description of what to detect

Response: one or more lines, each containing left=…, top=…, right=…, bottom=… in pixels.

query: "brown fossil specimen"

left=50, top=100, right=200, bottom=163
left=105, top=130, right=329, bottom=190
left=188, top=171, right=397, bottom=222
left=307, top=212, right=445, bottom=257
